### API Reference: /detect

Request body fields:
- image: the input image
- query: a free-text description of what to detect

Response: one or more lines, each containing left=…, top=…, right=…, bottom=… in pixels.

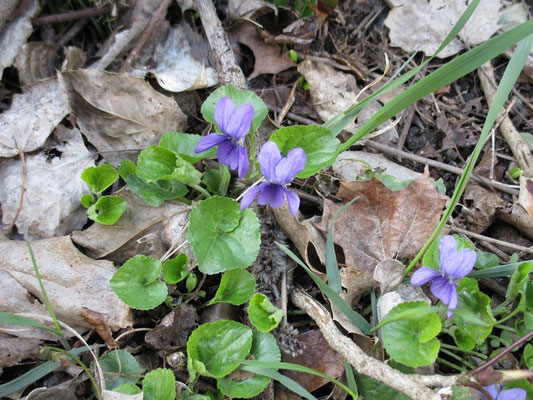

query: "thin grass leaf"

left=239, top=365, right=317, bottom=400
left=324, top=0, right=482, bottom=136
left=239, top=359, right=357, bottom=398
left=276, top=243, right=371, bottom=334
left=0, top=311, right=56, bottom=333
left=337, top=21, right=533, bottom=152
left=326, top=197, right=358, bottom=293
left=344, top=361, right=358, bottom=399
left=370, top=305, right=442, bottom=332
left=405, top=33, right=533, bottom=276
left=468, top=262, right=524, bottom=278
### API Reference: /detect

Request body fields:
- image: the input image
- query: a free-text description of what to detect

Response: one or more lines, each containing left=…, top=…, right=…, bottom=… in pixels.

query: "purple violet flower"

left=481, top=384, right=526, bottom=400
left=240, top=141, right=306, bottom=216
left=411, top=235, right=476, bottom=317
left=195, top=97, right=253, bottom=179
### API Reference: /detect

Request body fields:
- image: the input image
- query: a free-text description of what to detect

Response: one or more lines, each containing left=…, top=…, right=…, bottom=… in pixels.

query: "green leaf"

left=80, top=194, right=96, bottom=208
left=475, top=251, right=500, bottom=270
left=381, top=301, right=441, bottom=367
left=371, top=303, right=442, bottom=332
left=0, top=311, right=56, bottom=333
left=355, top=360, right=413, bottom=400
left=520, top=132, right=533, bottom=150
left=159, top=132, right=216, bottom=163
left=201, top=83, right=268, bottom=132
left=207, top=269, right=256, bottom=306
left=269, top=126, right=340, bottom=178
left=202, top=164, right=230, bottom=196
left=506, top=261, right=533, bottom=301
left=94, top=350, right=141, bottom=390
left=187, top=320, right=253, bottom=379
left=112, top=383, right=141, bottom=394
left=218, top=331, right=280, bottom=398
left=449, top=327, right=476, bottom=352
left=186, top=272, right=198, bottom=293
left=142, top=368, right=176, bottom=400
left=248, top=293, right=283, bottom=332
left=188, top=196, right=261, bottom=274
left=162, top=253, right=188, bottom=284
left=110, top=255, right=168, bottom=310
left=450, top=386, right=472, bottom=400
left=523, top=344, right=533, bottom=369
left=452, top=288, right=496, bottom=345
left=119, top=160, right=187, bottom=207
left=87, top=195, right=127, bottom=225
left=81, top=164, right=118, bottom=194
left=376, top=174, right=413, bottom=191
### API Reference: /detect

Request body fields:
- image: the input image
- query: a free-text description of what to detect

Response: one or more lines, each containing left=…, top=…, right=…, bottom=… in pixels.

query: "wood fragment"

left=32, top=4, right=117, bottom=26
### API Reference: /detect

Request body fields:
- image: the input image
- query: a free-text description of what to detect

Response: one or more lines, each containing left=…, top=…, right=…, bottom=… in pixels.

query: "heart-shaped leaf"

left=248, top=293, right=283, bottom=332
left=87, top=195, right=127, bottom=225
left=207, top=269, right=256, bottom=306
left=81, top=164, right=119, bottom=194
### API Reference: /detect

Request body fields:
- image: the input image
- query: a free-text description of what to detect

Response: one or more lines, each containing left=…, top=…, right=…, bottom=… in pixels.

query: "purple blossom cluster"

left=196, top=97, right=306, bottom=215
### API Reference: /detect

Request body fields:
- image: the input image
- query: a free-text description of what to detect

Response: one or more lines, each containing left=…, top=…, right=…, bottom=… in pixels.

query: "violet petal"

left=224, top=103, right=254, bottom=139
left=195, top=133, right=227, bottom=153
left=214, top=97, right=234, bottom=134
left=237, top=144, right=249, bottom=179
left=283, top=187, right=300, bottom=215
left=240, top=182, right=267, bottom=210
left=411, top=267, right=441, bottom=286
left=482, top=384, right=499, bottom=400
left=439, top=235, right=458, bottom=272
left=496, top=388, right=527, bottom=400
left=217, top=140, right=241, bottom=170
left=446, top=248, right=477, bottom=280
left=430, top=277, right=456, bottom=308
left=257, top=183, right=285, bottom=208
left=258, top=141, right=282, bottom=181
left=274, top=147, right=306, bottom=184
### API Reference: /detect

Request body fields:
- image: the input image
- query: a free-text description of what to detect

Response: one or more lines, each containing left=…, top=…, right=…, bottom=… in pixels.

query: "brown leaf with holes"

left=228, top=22, right=295, bottom=79
left=314, top=171, right=447, bottom=297
left=281, top=330, right=344, bottom=393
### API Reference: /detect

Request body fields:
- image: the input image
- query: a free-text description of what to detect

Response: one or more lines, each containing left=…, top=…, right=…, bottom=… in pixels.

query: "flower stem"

left=440, top=343, right=487, bottom=359
left=191, top=184, right=211, bottom=198
left=440, top=348, right=475, bottom=369
left=236, top=178, right=265, bottom=201
left=494, top=304, right=522, bottom=325
left=246, top=128, right=256, bottom=179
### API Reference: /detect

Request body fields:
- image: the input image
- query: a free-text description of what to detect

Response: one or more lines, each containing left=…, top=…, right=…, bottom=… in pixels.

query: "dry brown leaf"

left=463, top=183, right=504, bottom=233
left=0, top=334, right=41, bottom=368
left=62, top=46, right=87, bottom=71
left=228, top=21, right=295, bottom=80
left=0, top=78, right=69, bottom=157
left=297, top=60, right=398, bottom=142
left=384, top=0, right=502, bottom=58
left=315, top=173, right=447, bottom=297
left=0, top=236, right=132, bottom=339
left=498, top=203, right=533, bottom=241
left=14, top=42, right=57, bottom=85
left=60, top=69, right=187, bottom=165
left=80, top=307, right=116, bottom=348
left=227, top=0, right=273, bottom=20
left=281, top=330, right=344, bottom=393
left=145, top=304, right=198, bottom=351
left=71, top=189, right=190, bottom=264
left=518, top=176, right=533, bottom=220
left=23, top=376, right=86, bottom=400
left=0, top=126, right=94, bottom=239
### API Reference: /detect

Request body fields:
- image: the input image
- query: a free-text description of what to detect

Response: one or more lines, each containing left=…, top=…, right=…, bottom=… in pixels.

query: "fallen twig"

left=32, top=4, right=117, bottom=26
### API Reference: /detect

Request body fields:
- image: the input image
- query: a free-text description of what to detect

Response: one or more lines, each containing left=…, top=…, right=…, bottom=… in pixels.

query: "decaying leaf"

left=314, top=172, right=447, bottom=298
left=0, top=0, right=40, bottom=79
left=297, top=60, right=398, bottom=141
left=22, top=376, right=86, bottom=400
left=145, top=304, right=198, bottom=351
left=71, top=189, right=190, bottom=264
left=518, top=176, right=533, bottom=220
left=0, top=126, right=94, bottom=239
left=373, top=259, right=404, bottom=294
left=384, top=0, right=502, bottom=58
left=498, top=203, right=533, bottom=241
left=0, top=334, right=41, bottom=368
left=281, top=330, right=344, bottom=393
left=227, top=0, right=272, bottom=20
left=14, top=42, right=57, bottom=85
left=0, top=78, right=69, bottom=157
left=228, top=21, right=295, bottom=80
left=60, top=69, right=187, bottom=165
left=0, top=236, right=132, bottom=339
left=132, top=24, right=218, bottom=92
left=463, top=183, right=504, bottom=233
left=80, top=307, right=116, bottom=348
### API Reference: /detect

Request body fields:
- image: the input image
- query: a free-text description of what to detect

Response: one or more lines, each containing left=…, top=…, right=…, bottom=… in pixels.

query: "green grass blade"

left=405, top=33, right=533, bottom=276
left=239, top=365, right=317, bottom=400
left=326, top=197, right=358, bottom=293
left=344, top=361, right=358, bottom=399
left=0, top=311, right=56, bottom=333
left=324, top=0, right=481, bottom=136
left=276, top=243, right=371, bottom=334
left=239, top=359, right=357, bottom=398
left=468, top=262, right=524, bottom=278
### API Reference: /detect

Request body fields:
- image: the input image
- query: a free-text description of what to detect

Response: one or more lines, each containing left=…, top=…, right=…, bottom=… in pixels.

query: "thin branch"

left=449, top=225, right=533, bottom=255
left=32, top=4, right=117, bottom=26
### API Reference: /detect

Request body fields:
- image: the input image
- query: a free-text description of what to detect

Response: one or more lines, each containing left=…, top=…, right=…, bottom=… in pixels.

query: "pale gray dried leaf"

left=0, top=0, right=21, bottom=33
left=14, top=42, right=57, bottom=85
left=377, top=284, right=430, bottom=330
left=0, top=78, right=69, bottom=157
left=463, top=183, right=503, bottom=233
left=373, top=259, right=404, bottom=294
left=0, top=236, right=133, bottom=339
left=0, top=335, right=41, bottom=367
left=227, top=0, right=272, bottom=20
left=60, top=69, right=187, bottom=165
left=62, top=46, right=87, bottom=71
left=297, top=60, right=398, bottom=142
left=21, top=376, right=87, bottom=400
left=132, top=24, right=218, bottom=92
left=103, top=390, right=143, bottom=400
left=72, top=189, right=190, bottom=264
left=0, top=0, right=39, bottom=79
left=0, top=126, right=94, bottom=239
left=498, top=3, right=528, bottom=33
left=384, top=0, right=502, bottom=58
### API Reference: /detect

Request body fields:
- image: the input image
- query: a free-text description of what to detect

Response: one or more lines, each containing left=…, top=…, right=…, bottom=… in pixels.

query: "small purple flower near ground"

left=195, top=97, right=253, bottom=178
left=240, top=141, right=306, bottom=215
left=411, top=235, right=476, bottom=317
left=481, top=384, right=526, bottom=400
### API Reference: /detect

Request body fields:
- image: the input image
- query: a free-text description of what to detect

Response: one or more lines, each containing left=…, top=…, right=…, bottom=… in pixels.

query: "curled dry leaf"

left=518, top=175, right=533, bottom=220
left=373, top=259, right=405, bottom=294
left=132, top=24, right=218, bottom=92
left=384, top=0, right=502, bottom=58
left=145, top=304, right=198, bottom=351
left=60, top=69, right=187, bottom=165
left=228, top=21, right=296, bottom=80
left=0, top=236, right=133, bottom=339
left=463, top=183, right=504, bottom=233
left=80, top=307, right=117, bottom=348
left=0, top=78, right=69, bottom=157
left=0, top=126, right=94, bottom=239
left=14, top=42, right=57, bottom=85
left=297, top=60, right=398, bottom=142
left=0, top=334, right=41, bottom=368
left=0, top=0, right=40, bottom=79
left=71, top=189, right=191, bottom=264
